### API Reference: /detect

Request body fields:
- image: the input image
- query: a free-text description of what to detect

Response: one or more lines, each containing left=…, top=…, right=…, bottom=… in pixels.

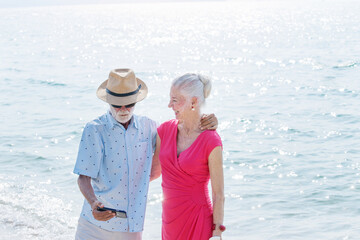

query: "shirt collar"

left=105, top=111, right=139, bottom=130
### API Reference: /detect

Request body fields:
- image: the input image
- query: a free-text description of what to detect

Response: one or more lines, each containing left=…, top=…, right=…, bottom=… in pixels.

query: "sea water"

left=0, top=0, right=359, bottom=239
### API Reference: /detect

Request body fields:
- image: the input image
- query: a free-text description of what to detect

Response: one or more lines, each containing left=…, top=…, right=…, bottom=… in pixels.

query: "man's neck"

left=109, top=110, right=133, bottom=130
left=120, top=120, right=131, bottom=130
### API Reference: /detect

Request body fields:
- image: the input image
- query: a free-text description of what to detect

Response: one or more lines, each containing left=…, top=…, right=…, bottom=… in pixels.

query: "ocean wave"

left=0, top=176, right=78, bottom=239
left=26, top=78, right=67, bottom=87
left=333, top=61, right=359, bottom=69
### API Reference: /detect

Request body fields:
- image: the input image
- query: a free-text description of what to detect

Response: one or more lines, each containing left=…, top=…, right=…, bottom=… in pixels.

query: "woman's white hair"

left=171, top=73, right=212, bottom=107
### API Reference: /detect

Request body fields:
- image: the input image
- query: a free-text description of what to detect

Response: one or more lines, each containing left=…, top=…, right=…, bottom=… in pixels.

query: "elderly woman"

left=156, top=73, right=225, bottom=240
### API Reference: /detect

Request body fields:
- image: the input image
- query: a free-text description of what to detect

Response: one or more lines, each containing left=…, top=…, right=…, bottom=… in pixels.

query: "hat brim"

left=96, top=77, right=148, bottom=106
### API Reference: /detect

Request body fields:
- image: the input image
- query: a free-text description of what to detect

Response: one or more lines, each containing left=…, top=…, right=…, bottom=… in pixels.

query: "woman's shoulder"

left=158, top=119, right=178, bottom=136
left=200, top=130, right=222, bottom=157
left=202, top=130, right=222, bottom=146
left=159, top=119, right=178, bottom=128
left=202, top=130, right=221, bottom=139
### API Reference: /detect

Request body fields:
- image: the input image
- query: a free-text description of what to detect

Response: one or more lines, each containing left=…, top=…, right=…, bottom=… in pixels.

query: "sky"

left=0, top=0, right=224, bottom=8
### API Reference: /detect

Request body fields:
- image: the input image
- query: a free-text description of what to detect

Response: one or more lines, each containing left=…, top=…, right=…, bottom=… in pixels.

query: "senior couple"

left=73, top=69, right=225, bottom=240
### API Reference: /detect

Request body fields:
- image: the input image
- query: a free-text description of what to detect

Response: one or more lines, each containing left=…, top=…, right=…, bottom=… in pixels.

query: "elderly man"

left=73, top=69, right=217, bottom=240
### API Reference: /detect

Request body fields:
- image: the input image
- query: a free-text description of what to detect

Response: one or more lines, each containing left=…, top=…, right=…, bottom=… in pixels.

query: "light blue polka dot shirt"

left=73, top=111, right=157, bottom=232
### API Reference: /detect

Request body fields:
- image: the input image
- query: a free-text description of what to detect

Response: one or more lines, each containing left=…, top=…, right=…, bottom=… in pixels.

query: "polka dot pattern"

left=74, top=111, right=158, bottom=232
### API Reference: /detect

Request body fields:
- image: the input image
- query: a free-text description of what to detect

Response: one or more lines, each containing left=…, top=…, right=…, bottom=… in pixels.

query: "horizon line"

left=0, top=0, right=230, bottom=9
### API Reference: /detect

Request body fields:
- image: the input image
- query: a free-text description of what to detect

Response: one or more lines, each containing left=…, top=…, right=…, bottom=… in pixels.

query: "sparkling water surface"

left=0, top=0, right=360, bottom=239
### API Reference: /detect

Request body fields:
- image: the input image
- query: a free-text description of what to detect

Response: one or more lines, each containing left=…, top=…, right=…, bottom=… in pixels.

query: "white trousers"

left=75, top=217, right=142, bottom=240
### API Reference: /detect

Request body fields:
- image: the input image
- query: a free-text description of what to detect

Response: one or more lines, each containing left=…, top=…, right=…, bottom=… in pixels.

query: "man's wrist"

left=88, top=198, right=99, bottom=207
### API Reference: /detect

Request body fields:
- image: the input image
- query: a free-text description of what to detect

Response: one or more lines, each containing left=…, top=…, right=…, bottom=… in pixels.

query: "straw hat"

left=96, top=69, right=148, bottom=105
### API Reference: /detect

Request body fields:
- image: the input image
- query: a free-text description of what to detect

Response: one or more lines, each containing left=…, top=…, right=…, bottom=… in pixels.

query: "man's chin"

left=116, top=116, right=131, bottom=124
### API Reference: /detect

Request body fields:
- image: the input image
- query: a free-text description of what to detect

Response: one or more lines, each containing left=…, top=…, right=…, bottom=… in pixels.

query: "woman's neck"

left=178, top=112, right=202, bottom=135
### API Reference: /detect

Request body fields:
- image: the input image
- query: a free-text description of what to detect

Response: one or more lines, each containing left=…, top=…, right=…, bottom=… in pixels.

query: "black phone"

left=97, top=206, right=127, bottom=218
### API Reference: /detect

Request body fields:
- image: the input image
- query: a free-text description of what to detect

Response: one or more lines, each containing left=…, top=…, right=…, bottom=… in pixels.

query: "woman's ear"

left=191, top=97, right=198, bottom=108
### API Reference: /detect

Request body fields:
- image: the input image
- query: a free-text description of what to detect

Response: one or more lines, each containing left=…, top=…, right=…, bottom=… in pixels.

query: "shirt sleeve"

left=73, top=123, right=104, bottom=178
left=205, top=131, right=223, bottom=158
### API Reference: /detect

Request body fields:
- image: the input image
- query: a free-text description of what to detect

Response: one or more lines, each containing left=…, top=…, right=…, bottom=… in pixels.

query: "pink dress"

left=157, top=119, right=222, bottom=240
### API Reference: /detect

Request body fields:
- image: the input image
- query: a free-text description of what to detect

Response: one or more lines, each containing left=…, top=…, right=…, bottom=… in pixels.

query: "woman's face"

left=168, top=86, right=190, bottom=120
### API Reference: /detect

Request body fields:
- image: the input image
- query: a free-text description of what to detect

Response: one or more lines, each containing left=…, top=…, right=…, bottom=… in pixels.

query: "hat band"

left=106, top=84, right=142, bottom=97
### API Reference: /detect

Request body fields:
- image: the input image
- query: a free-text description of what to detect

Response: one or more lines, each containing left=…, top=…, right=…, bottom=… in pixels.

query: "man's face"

left=109, top=103, right=135, bottom=124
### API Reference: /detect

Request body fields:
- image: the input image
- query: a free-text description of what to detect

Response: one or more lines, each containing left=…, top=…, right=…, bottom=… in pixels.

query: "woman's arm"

left=208, top=146, right=225, bottom=238
left=150, top=134, right=162, bottom=181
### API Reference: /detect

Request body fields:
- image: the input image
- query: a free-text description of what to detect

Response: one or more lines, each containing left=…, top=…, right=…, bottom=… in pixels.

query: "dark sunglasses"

left=111, top=103, right=136, bottom=109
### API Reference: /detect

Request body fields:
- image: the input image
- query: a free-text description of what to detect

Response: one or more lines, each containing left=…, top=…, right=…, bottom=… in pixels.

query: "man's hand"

left=91, top=200, right=115, bottom=221
left=200, top=113, right=218, bottom=130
